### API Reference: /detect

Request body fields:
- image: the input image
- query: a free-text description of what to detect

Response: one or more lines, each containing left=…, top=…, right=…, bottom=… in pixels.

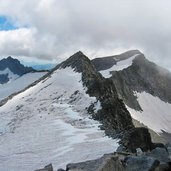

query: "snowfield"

left=100, top=54, right=139, bottom=78
left=0, top=67, right=119, bottom=171
left=0, top=68, right=19, bottom=82
left=127, top=92, right=171, bottom=133
left=0, top=72, right=46, bottom=100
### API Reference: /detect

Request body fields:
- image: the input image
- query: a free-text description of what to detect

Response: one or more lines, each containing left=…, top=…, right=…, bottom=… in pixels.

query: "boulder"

left=124, top=156, right=160, bottom=171
left=35, top=164, right=53, bottom=171
left=147, top=147, right=170, bottom=163
left=66, top=154, right=124, bottom=171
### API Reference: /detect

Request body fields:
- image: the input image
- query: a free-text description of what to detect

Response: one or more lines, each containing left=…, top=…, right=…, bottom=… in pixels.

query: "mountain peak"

left=57, top=51, right=93, bottom=73
left=0, top=56, right=35, bottom=76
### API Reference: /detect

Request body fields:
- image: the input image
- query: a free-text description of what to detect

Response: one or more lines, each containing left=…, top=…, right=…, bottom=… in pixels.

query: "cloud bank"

left=0, top=0, right=171, bottom=70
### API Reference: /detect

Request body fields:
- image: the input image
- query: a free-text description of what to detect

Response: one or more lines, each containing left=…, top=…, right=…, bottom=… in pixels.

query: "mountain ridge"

left=0, top=56, right=36, bottom=84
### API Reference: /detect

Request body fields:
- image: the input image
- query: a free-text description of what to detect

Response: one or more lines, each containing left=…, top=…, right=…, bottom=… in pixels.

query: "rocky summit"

left=57, top=51, right=134, bottom=136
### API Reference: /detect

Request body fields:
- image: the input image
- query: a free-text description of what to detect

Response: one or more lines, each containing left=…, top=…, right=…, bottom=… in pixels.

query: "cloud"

left=0, top=0, right=171, bottom=70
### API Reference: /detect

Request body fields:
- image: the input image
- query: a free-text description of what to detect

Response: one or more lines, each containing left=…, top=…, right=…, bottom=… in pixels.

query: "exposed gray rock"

left=66, top=154, right=124, bottom=171
left=147, top=147, right=170, bottom=163
left=35, top=164, right=53, bottom=171
left=92, top=50, right=142, bottom=71
left=124, top=156, right=160, bottom=171
left=57, top=51, right=134, bottom=137
left=110, top=54, right=171, bottom=110
left=120, top=127, right=153, bottom=153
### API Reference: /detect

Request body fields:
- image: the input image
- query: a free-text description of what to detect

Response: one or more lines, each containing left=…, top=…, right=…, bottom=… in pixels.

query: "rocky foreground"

left=35, top=128, right=171, bottom=171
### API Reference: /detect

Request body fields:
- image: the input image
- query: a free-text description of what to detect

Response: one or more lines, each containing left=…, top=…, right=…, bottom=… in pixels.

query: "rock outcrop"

left=66, top=154, right=125, bottom=171
left=35, top=164, right=53, bottom=171
left=119, top=127, right=153, bottom=153
left=110, top=54, right=171, bottom=110
left=55, top=51, right=134, bottom=136
left=54, top=144, right=171, bottom=171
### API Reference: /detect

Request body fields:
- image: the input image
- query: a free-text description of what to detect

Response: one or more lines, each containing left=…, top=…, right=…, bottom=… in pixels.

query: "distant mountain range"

left=31, top=63, right=56, bottom=70
left=0, top=56, right=47, bottom=100
left=0, top=56, right=35, bottom=84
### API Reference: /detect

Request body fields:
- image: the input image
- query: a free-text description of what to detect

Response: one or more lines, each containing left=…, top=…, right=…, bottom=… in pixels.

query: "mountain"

left=0, top=56, right=47, bottom=100
left=0, top=72, right=46, bottom=100
left=1, top=51, right=171, bottom=170
left=0, top=52, right=134, bottom=171
left=0, top=56, right=35, bottom=84
left=92, top=50, right=171, bottom=136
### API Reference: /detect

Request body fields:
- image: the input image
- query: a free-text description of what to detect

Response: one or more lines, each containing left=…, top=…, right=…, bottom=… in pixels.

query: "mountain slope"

left=0, top=56, right=35, bottom=84
left=92, top=50, right=171, bottom=135
left=0, top=72, right=46, bottom=100
left=0, top=52, right=134, bottom=171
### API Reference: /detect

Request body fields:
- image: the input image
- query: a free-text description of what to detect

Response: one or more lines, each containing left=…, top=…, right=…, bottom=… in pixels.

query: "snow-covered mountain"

left=0, top=72, right=46, bottom=100
left=0, top=56, right=47, bottom=100
left=92, top=50, right=171, bottom=135
left=0, top=52, right=134, bottom=171
left=1, top=50, right=171, bottom=170
left=0, top=56, right=35, bottom=84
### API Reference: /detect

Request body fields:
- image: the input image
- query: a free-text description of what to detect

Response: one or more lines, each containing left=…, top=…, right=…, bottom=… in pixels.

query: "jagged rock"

left=147, top=147, right=170, bottom=163
left=120, top=127, right=153, bottom=153
left=35, top=164, right=53, bottom=171
left=56, top=51, right=134, bottom=137
left=108, top=54, right=171, bottom=110
left=66, top=154, right=124, bottom=171
left=124, top=156, right=160, bottom=171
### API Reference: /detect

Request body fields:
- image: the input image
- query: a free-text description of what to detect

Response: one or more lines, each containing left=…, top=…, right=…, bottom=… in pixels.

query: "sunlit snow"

left=127, top=92, right=171, bottom=133
left=0, top=72, right=46, bottom=100
left=0, top=67, right=118, bottom=171
left=100, top=54, right=139, bottom=78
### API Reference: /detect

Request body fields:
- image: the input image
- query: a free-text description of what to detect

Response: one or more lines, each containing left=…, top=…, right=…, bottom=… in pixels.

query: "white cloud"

left=0, top=0, right=171, bottom=70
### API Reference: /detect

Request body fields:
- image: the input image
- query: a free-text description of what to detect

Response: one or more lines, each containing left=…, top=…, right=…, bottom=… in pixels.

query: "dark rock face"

left=110, top=54, right=171, bottom=110
left=57, top=51, right=134, bottom=136
left=0, top=56, right=34, bottom=76
left=92, top=50, right=141, bottom=71
left=66, top=154, right=125, bottom=171
left=119, top=127, right=153, bottom=153
left=91, top=57, right=117, bottom=71
left=35, top=164, right=53, bottom=171
left=0, top=74, right=9, bottom=84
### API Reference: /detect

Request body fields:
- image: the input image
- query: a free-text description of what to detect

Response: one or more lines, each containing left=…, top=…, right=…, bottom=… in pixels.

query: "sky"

left=0, top=0, right=171, bottom=70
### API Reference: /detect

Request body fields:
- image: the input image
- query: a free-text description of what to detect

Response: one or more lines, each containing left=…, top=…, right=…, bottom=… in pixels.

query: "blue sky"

left=0, top=16, right=17, bottom=31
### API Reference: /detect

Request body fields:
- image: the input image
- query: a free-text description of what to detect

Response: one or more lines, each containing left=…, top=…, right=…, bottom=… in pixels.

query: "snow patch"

left=94, top=100, right=102, bottom=113
left=0, top=68, right=19, bottom=83
left=0, top=72, right=46, bottom=100
left=126, top=92, right=171, bottom=133
left=100, top=54, right=139, bottom=78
